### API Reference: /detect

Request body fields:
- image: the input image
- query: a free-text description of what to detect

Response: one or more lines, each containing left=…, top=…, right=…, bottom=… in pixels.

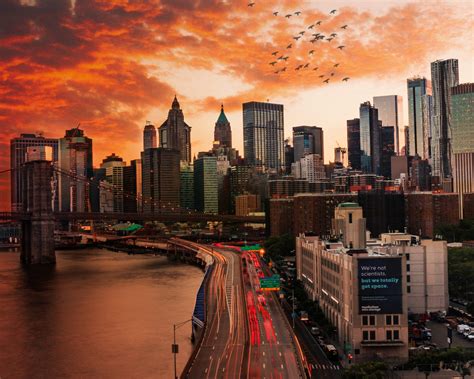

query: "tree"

left=343, top=361, right=389, bottom=379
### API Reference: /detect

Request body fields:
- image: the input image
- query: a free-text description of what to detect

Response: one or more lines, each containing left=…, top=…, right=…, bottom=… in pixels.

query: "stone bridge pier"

left=21, top=159, right=56, bottom=264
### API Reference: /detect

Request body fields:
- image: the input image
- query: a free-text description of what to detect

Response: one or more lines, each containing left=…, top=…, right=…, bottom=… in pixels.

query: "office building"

left=268, top=177, right=309, bottom=198
left=373, top=95, right=403, bottom=154
left=296, top=207, right=409, bottom=363
left=123, top=159, right=142, bottom=213
left=10, top=133, right=59, bottom=211
left=214, top=104, right=232, bottom=148
left=451, top=83, right=474, bottom=218
left=159, top=96, right=192, bottom=163
left=58, top=128, right=93, bottom=212
left=194, top=155, right=218, bottom=213
left=235, top=194, right=261, bottom=216
left=421, top=94, right=434, bottom=160
left=410, top=156, right=431, bottom=191
left=143, top=121, right=157, bottom=150
left=141, top=148, right=180, bottom=212
left=229, top=165, right=252, bottom=212
left=180, top=162, right=194, bottom=211
left=347, top=119, right=361, bottom=170
left=405, top=192, right=459, bottom=238
left=100, top=153, right=125, bottom=213
left=293, top=126, right=324, bottom=162
left=431, top=59, right=459, bottom=179
left=292, top=154, right=326, bottom=183
left=407, top=78, right=432, bottom=158
left=243, top=101, right=284, bottom=170
left=284, top=139, right=294, bottom=174
left=380, top=126, right=395, bottom=179
left=359, top=102, right=381, bottom=175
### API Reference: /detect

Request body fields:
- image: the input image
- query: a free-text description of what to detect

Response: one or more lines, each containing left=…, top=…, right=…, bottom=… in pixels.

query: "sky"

left=0, top=0, right=473, bottom=210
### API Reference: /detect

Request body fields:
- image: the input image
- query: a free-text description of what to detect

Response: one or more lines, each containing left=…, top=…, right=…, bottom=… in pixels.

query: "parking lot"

left=427, top=320, right=474, bottom=349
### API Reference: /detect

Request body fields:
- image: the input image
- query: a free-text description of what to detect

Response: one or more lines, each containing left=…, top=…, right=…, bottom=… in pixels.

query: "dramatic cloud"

left=0, top=0, right=472, bottom=209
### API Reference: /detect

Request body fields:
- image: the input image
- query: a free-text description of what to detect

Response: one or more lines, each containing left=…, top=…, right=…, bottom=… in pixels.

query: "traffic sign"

left=259, top=274, right=280, bottom=291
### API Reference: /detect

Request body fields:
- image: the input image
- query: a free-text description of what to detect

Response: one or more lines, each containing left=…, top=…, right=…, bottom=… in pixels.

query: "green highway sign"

left=241, top=244, right=261, bottom=251
left=259, top=274, right=281, bottom=290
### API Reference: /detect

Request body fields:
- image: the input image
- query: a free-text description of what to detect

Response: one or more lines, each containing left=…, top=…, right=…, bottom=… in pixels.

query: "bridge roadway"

left=174, top=239, right=305, bottom=379
left=0, top=212, right=265, bottom=224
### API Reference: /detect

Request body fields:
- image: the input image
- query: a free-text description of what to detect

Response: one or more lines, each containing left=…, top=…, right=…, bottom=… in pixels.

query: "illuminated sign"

left=358, top=257, right=403, bottom=314
left=259, top=274, right=281, bottom=291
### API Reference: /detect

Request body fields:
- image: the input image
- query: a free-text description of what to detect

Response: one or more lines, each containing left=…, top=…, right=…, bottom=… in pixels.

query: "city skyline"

left=1, top=0, right=473, bottom=211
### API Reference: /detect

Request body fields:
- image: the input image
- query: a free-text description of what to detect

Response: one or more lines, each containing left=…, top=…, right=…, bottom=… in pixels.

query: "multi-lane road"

left=179, top=240, right=306, bottom=378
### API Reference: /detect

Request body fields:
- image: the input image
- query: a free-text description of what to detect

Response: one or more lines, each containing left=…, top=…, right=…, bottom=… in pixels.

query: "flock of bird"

left=247, top=3, right=350, bottom=84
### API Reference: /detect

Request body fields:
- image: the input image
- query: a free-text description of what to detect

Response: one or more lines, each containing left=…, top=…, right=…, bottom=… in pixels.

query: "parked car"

left=457, top=324, right=470, bottom=334
left=324, top=344, right=339, bottom=361
left=311, top=326, right=321, bottom=336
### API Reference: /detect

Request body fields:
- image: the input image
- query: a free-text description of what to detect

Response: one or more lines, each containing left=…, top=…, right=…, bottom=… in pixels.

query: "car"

left=458, top=324, right=470, bottom=334
left=464, top=328, right=472, bottom=338
left=324, top=344, right=339, bottom=361
left=311, top=326, right=321, bottom=336
left=467, top=332, right=474, bottom=341
left=317, top=336, right=325, bottom=345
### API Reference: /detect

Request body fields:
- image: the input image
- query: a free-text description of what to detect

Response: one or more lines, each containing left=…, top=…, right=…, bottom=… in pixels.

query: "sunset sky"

left=0, top=0, right=473, bottom=210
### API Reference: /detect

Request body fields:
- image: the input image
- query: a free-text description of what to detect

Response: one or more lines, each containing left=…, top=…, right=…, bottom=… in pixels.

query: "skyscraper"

left=100, top=153, right=125, bottom=213
left=58, top=127, right=93, bottom=212
left=243, top=101, right=284, bottom=170
left=292, top=126, right=324, bottom=162
left=421, top=94, right=434, bottom=160
left=141, top=148, right=180, bottom=212
left=373, top=95, right=403, bottom=154
left=123, top=159, right=142, bottom=213
left=194, top=155, right=218, bottom=214
left=407, top=78, right=432, bottom=159
left=380, top=126, right=395, bottom=179
left=180, top=162, right=194, bottom=211
left=143, top=121, right=157, bottom=150
left=451, top=83, right=474, bottom=218
left=214, top=104, right=232, bottom=148
left=347, top=119, right=361, bottom=170
left=431, top=59, right=459, bottom=180
left=359, top=102, right=381, bottom=175
left=159, top=96, right=192, bottom=163
left=10, top=133, right=58, bottom=211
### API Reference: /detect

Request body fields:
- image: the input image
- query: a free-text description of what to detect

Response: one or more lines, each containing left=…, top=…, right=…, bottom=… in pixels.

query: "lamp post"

left=172, top=319, right=192, bottom=379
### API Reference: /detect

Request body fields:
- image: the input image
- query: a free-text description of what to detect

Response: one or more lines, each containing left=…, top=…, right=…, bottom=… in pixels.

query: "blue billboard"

left=358, top=257, right=403, bottom=314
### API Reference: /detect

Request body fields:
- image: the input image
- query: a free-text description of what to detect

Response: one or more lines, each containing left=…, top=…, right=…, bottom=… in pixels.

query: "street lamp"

left=172, top=319, right=193, bottom=379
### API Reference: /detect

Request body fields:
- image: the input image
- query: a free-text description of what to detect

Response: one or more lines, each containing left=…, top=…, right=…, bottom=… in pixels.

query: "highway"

left=243, top=251, right=305, bottom=378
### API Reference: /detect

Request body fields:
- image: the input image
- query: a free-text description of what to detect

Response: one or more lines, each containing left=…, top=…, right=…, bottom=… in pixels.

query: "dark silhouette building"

left=214, top=104, right=232, bottom=148
left=381, top=126, right=395, bottom=179
left=293, top=126, right=324, bottom=162
left=359, top=102, right=381, bottom=175
left=347, top=118, right=361, bottom=170
left=143, top=121, right=157, bottom=151
left=159, top=96, right=192, bottom=163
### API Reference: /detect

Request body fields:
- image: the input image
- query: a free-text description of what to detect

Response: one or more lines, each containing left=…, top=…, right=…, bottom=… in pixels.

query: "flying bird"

left=319, top=74, right=325, bottom=78
left=294, top=11, right=301, bottom=16
left=281, top=67, right=287, bottom=72
left=330, top=33, right=337, bottom=37
left=285, top=14, right=292, bottom=18
left=287, top=43, right=292, bottom=49
left=341, top=25, right=348, bottom=29
left=269, top=61, right=277, bottom=66
left=342, top=77, right=350, bottom=81
left=303, top=63, right=310, bottom=68
left=330, top=9, right=337, bottom=14
left=313, top=67, right=319, bottom=71
left=309, top=50, right=315, bottom=55
left=327, top=37, right=334, bottom=42
left=334, top=63, right=340, bottom=67
left=312, top=33, right=320, bottom=37
left=282, top=56, right=289, bottom=61
left=316, top=21, right=322, bottom=25
left=295, top=66, right=301, bottom=71
left=308, top=24, right=315, bottom=29
left=337, top=45, right=345, bottom=50
left=274, top=70, right=280, bottom=74
left=299, top=31, right=306, bottom=35
left=272, top=51, right=279, bottom=56
left=324, top=78, right=330, bottom=83
left=248, top=2, right=255, bottom=7
left=310, top=38, right=317, bottom=43
left=273, top=11, right=279, bottom=16
left=293, top=36, right=301, bottom=41
left=330, top=72, right=335, bottom=76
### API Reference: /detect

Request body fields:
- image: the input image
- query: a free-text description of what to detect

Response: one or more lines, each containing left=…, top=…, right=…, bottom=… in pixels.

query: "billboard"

left=358, top=257, right=403, bottom=314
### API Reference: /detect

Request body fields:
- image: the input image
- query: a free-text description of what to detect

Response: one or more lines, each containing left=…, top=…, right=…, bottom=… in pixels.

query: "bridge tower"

left=21, top=159, right=56, bottom=264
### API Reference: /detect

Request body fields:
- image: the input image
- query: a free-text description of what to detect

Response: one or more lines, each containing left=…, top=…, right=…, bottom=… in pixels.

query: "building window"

left=406, top=253, right=410, bottom=261
left=406, top=263, right=410, bottom=272
left=386, top=330, right=393, bottom=340
left=369, top=315, right=375, bottom=326
left=386, top=315, right=392, bottom=325
left=349, top=213, right=353, bottom=223
left=407, top=286, right=411, bottom=293
left=393, top=315, right=399, bottom=325
left=370, top=330, right=376, bottom=340
left=363, top=330, right=376, bottom=341
left=394, top=330, right=400, bottom=340
left=362, top=316, right=368, bottom=326
left=407, top=275, right=410, bottom=283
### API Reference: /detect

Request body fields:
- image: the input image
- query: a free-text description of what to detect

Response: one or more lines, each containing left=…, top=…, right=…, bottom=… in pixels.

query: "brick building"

left=269, top=198, right=294, bottom=237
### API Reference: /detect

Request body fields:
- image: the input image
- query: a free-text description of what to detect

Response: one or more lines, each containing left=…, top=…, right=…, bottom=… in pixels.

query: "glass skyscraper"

left=431, top=59, right=459, bottom=179
left=407, top=78, right=432, bottom=158
left=292, top=126, right=324, bottom=163
left=243, top=101, right=284, bottom=170
left=373, top=95, right=403, bottom=154
left=194, top=155, right=218, bottom=214
left=451, top=83, right=474, bottom=218
left=347, top=119, right=361, bottom=170
left=359, top=102, right=381, bottom=175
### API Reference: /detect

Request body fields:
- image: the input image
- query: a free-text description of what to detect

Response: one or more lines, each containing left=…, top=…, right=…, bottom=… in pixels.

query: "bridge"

left=0, top=212, right=265, bottom=223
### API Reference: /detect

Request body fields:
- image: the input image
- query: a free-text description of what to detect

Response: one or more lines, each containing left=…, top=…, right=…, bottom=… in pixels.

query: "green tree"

left=343, top=361, right=389, bottom=379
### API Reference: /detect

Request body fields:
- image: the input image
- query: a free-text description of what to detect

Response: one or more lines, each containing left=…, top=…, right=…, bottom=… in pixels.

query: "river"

left=0, top=248, right=204, bottom=379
